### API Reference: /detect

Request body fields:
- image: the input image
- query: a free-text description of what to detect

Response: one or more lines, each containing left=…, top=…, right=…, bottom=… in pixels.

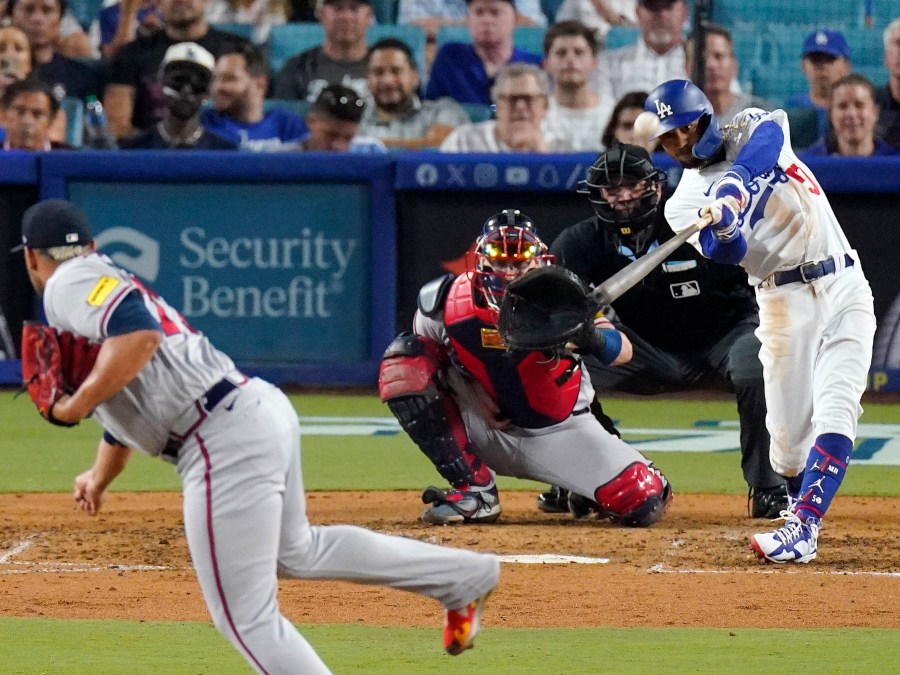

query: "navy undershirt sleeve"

left=106, top=290, right=162, bottom=336
left=732, top=120, right=784, bottom=180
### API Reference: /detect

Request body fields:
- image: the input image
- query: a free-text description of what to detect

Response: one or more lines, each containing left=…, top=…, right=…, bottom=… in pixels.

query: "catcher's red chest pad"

left=443, top=274, right=582, bottom=428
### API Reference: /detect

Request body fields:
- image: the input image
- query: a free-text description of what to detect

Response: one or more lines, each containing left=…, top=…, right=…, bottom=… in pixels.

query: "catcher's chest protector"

left=443, top=274, right=582, bottom=428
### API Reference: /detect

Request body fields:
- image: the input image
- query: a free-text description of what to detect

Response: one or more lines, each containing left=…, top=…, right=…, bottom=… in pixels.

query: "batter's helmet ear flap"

left=645, top=79, right=723, bottom=160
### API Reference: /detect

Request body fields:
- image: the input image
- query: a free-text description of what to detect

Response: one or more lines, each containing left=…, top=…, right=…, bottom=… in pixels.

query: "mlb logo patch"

left=670, top=281, right=700, bottom=298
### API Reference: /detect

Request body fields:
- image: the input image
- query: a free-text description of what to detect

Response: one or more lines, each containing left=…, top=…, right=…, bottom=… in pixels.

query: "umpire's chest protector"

left=443, top=274, right=582, bottom=428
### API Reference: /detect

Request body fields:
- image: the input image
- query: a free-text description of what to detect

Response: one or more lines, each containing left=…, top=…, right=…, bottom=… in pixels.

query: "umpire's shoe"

left=421, top=485, right=501, bottom=525
left=748, top=484, right=789, bottom=519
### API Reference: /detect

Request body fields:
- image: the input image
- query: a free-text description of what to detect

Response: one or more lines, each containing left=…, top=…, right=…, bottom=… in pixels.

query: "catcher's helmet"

left=474, top=210, right=552, bottom=312
left=580, top=142, right=664, bottom=241
left=644, top=79, right=723, bottom=161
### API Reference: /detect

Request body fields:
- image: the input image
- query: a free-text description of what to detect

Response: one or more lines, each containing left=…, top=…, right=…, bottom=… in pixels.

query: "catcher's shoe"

left=536, top=485, right=569, bottom=513
left=421, top=486, right=501, bottom=525
left=444, top=590, right=493, bottom=655
left=749, top=512, right=820, bottom=563
left=748, top=484, right=789, bottom=519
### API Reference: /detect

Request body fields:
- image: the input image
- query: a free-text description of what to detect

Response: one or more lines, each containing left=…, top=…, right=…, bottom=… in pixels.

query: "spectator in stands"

left=0, top=24, right=66, bottom=142
left=593, top=0, right=686, bottom=103
left=357, top=37, right=468, bottom=149
left=10, top=0, right=104, bottom=103
left=684, top=24, right=769, bottom=124
left=2, top=0, right=93, bottom=58
left=293, top=82, right=386, bottom=151
left=425, top=0, right=542, bottom=105
left=201, top=43, right=307, bottom=150
left=205, top=0, right=289, bottom=44
left=1, top=77, right=70, bottom=149
left=802, top=73, right=897, bottom=157
left=104, top=0, right=252, bottom=140
left=272, top=0, right=371, bottom=102
left=440, top=62, right=572, bottom=152
left=600, top=90, right=656, bottom=152
left=399, top=0, right=546, bottom=58
left=784, top=29, right=851, bottom=141
left=876, top=18, right=900, bottom=150
left=554, top=0, right=636, bottom=45
left=542, top=20, right=611, bottom=152
left=90, top=0, right=163, bottom=60
left=119, top=41, right=236, bottom=149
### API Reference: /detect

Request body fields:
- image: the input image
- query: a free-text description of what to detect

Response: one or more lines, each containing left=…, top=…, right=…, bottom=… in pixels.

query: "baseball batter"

left=17, top=199, right=499, bottom=672
left=379, top=210, right=672, bottom=528
left=646, top=80, right=876, bottom=563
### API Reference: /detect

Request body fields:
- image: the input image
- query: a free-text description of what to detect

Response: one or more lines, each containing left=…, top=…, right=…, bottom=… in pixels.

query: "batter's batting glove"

left=714, top=167, right=751, bottom=210
left=700, top=196, right=741, bottom=243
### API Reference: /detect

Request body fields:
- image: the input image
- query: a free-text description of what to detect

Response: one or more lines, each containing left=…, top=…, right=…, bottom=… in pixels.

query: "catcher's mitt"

left=497, top=266, right=599, bottom=351
left=20, top=322, right=98, bottom=427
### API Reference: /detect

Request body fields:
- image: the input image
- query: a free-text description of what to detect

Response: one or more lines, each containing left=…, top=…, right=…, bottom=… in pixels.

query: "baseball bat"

left=589, top=211, right=715, bottom=307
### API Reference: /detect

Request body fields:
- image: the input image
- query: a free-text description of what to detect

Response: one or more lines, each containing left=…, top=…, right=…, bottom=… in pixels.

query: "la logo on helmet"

left=655, top=99, right=673, bottom=118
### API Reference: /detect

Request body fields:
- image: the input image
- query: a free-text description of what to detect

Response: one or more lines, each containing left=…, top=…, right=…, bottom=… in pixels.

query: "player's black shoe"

left=748, top=484, right=789, bottom=519
left=536, top=485, right=569, bottom=513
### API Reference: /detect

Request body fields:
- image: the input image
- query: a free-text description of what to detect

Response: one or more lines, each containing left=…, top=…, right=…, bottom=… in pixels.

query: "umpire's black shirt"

left=550, top=205, right=758, bottom=353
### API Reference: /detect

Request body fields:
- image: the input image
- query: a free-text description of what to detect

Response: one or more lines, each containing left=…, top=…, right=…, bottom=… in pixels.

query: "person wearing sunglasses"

left=119, top=42, right=236, bottom=149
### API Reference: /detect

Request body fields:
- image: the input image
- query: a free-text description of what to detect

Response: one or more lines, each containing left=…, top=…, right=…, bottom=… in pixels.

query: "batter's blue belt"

left=162, top=373, right=247, bottom=462
left=768, top=254, right=854, bottom=287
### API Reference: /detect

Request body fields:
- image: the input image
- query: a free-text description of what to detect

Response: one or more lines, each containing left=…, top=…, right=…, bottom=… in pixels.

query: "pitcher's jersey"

left=665, top=108, right=855, bottom=285
left=42, top=252, right=235, bottom=455
left=414, top=273, right=592, bottom=429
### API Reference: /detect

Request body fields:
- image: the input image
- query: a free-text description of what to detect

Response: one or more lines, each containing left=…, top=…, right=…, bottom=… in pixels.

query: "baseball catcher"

left=379, top=209, right=672, bottom=528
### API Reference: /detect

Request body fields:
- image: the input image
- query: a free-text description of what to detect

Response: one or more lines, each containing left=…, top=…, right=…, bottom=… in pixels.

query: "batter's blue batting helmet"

left=644, top=79, right=723, bottom=161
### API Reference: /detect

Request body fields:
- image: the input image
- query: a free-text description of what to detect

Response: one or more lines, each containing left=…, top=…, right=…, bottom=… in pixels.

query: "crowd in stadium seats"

left=0, top=0, right=897, bottom=154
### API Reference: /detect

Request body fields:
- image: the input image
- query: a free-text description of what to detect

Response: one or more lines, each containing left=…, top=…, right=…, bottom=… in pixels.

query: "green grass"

left=2, top=391, right=898, bottom=495
left=1, top=618, right=898, bottom=674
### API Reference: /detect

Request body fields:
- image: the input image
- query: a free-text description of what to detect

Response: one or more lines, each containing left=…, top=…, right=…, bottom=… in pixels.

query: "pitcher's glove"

left=20, top=322, right=99, bottom=426
left=498, top=266, right=599, bottom=352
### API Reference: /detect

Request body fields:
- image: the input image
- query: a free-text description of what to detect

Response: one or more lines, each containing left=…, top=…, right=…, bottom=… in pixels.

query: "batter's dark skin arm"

left=50, top=330, right=162, bottom=424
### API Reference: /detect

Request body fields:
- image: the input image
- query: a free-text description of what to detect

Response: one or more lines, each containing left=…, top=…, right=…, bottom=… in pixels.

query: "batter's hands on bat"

left=700, top=196, right=741, bottom=243
left=714, top=168, right=751, bottom=209
left=73, top=469, right=106, bottom=515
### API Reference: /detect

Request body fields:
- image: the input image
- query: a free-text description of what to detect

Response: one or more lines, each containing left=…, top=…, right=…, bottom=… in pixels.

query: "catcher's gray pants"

left=448, top=369, right=654, bottom=500
left=584, top=319, right=782, bottom=491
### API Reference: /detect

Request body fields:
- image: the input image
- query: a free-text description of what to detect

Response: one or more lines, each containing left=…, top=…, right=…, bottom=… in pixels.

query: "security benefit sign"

left=69, top=182, right=370, bottom=364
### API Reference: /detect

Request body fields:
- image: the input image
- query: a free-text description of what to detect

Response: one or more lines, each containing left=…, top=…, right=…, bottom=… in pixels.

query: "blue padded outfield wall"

left=0, top=152, right=898, bottom=391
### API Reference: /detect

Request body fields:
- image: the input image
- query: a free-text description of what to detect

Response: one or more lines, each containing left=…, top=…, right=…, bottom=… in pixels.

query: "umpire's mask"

left=579, top=142, right=665, bottom=251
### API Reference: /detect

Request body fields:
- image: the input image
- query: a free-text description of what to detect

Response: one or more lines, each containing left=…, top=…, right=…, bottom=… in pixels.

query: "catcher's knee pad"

left=594, top=462, right=672, bottom=528
left=378, top=332, right=483, bottom=488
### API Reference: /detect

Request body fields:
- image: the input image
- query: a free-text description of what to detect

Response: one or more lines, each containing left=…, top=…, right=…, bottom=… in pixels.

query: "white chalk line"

left=0, top=535, right=36, bottom=563
left=498, top=554, right=609, bottom=564
left=0, top=534, right=177, bottom=575
left=647, top=562, right=900, bottom=577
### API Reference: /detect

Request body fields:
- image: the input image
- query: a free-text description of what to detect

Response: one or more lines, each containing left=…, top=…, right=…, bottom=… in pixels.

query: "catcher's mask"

left=473, top=209, right=553, bottom=312
left=579, top=142, right=665, bottom=249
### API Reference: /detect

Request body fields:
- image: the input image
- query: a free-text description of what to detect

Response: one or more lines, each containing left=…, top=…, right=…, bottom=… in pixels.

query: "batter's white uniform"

left=43, top=252, right=499, bottom=675
left=664, top=109, right=877, bottom=476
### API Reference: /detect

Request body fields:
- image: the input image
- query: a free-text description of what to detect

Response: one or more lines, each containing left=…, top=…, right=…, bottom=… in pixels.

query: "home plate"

left=497, top=554, right=609, bottom=564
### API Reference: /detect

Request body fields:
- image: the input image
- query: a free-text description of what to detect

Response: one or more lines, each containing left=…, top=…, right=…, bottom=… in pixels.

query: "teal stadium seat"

left=752, top=65, right=806, bottom=103
left=784, top=107, right=819, bottom=150
left=461, top=103, right=493, bottom=123
left=856, top=64, right=889, bottom=87
left=269, top=24, right=426, bottom=82
left=843, top=26, right=887, bottom=67
left=541, top=0, right=566, bottom=23
left=605, top=26, right=640, bottom=50
left=211, top=22, right=259, bottom=44
left=371, top=0, right=399, bottom=24
left=712, top=0, right=862, bottom=30
left=435, top=25, right=545, bottom=56
left=67, top=0, right=103, bottom=29
left=269, top=23, right=324, bottom=76
left=61, top=97, right=84, bottom=148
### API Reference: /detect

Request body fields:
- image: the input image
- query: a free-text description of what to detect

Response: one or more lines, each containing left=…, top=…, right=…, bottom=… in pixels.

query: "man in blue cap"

left=784, top=29, right=851, bottom=140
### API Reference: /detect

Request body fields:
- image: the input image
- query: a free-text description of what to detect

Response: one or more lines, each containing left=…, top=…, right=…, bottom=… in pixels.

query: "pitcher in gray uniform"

left=16, top=199, right=499, bottom=672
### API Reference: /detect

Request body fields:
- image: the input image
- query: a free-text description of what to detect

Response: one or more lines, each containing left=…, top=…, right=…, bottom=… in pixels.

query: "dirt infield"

left=1, top=492, right=898, bottom=629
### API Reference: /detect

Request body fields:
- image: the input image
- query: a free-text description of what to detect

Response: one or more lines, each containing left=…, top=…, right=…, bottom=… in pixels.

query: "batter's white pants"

left=176, top=378, right=499, bottom=674
left=755, top=264, right=876, bottom=476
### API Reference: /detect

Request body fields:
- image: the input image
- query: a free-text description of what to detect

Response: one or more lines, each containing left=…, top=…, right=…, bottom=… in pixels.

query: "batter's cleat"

left=536, top=485, right=569, bottom=513
left=749, top=512, right=820, bottom=564
left=748, top=484, right=790, bottom=519
left=421, top=486, right=501, bottom=525
left=444, top=590, right=493, bottom=655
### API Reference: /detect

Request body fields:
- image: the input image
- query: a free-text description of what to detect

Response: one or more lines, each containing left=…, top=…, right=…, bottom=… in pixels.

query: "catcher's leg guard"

left=594, top=462, right=672, bottom=528
left=379, top=332, right=492, bottom=489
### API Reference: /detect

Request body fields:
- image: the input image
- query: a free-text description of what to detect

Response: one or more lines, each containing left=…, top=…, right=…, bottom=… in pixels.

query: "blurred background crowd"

left=0, top=0, right=897, bottom=156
